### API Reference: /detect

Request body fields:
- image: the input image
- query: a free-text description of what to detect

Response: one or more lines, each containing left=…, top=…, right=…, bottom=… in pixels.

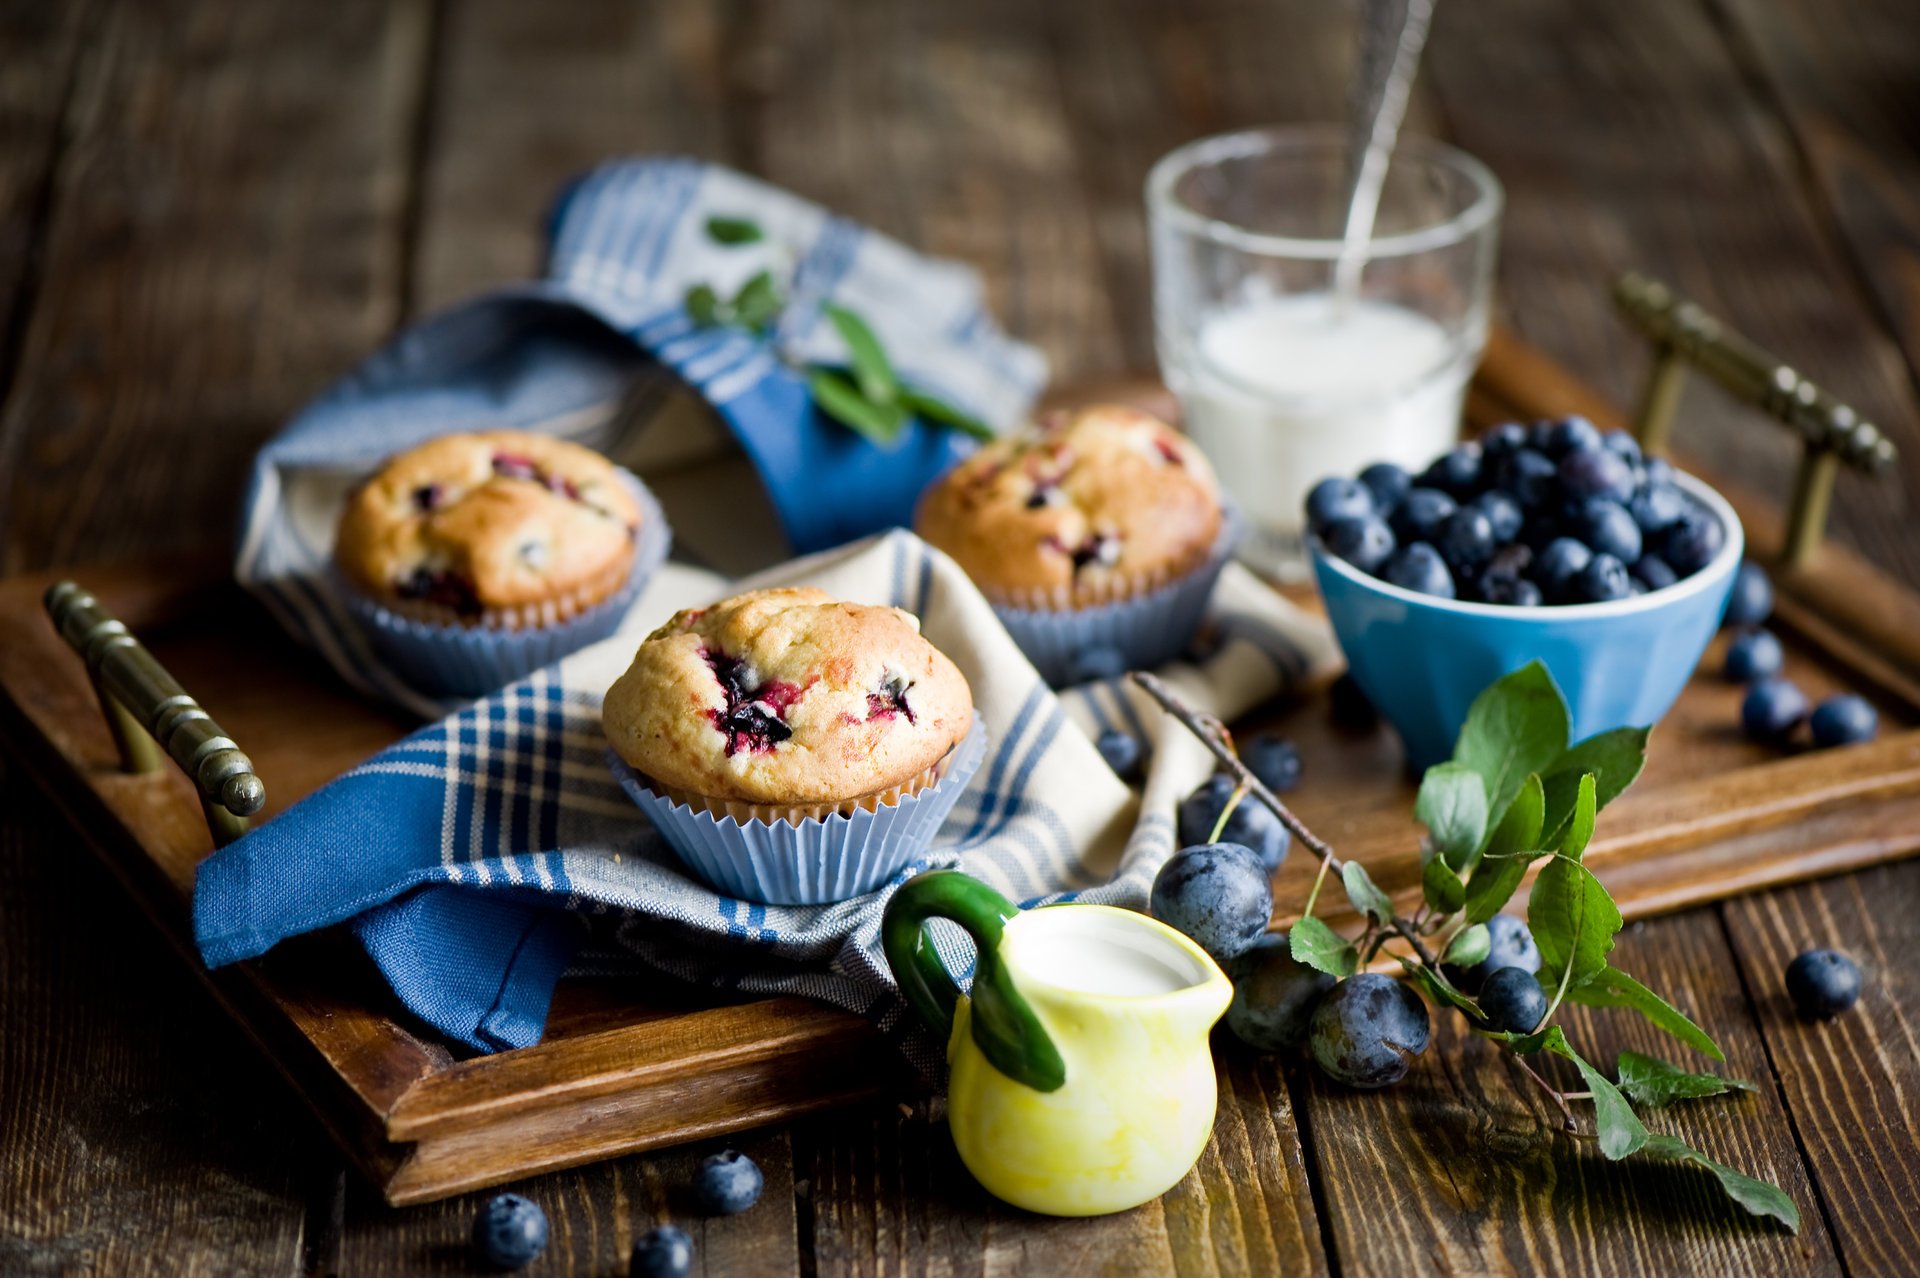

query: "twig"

left=1511, top=1052, right=1581, bottom=1134
left=1390, top=918, right=1440, bottom=969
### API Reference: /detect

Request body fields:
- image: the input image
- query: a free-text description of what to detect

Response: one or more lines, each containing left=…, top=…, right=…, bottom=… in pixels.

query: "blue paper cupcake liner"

left=993, top=507, right=1242, bottom=686
left=607, top=715, right=988, bottom=906
left=340, top=470, right=671, bottom=700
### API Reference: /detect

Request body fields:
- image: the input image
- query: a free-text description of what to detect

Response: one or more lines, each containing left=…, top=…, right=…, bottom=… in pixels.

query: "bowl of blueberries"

left=1304, top=415, right=1742, bottom=768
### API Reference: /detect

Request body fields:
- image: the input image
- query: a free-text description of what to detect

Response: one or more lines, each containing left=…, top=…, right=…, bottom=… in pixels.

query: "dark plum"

left=1478, top=966, right=1548, bottom=1034
left=1226, top=933, right=1336, bottom=1052
left=1307, top=974, right=1431, bottom=1088
left=1150, top=841, right=1275, bottom=964
left=1445, top=915, right=1541, bottom=993
left=1176, top=773, right=1291, bottom=872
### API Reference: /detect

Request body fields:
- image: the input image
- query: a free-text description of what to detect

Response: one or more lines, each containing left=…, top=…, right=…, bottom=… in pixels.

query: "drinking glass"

left=1148, top=125, right=1502, bottom=578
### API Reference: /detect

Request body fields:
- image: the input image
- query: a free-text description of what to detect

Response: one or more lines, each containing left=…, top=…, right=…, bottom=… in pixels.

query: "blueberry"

left=1474, top=490, right=1524, bottom=543
left=1659, top=507, right=1726, bottom=576
left=1741, top=677, right=1809, bottom=743
left=1628, top=483, right=1688, bottom=535
left=695, top=1149, right=764, bottom=1215
left=1810, top=694, right=1877, bottom=748
left=1632, top=554, right=1678, bottom=592
left=1419, top=443, right=1485, bottom=497
left=1475, top=573, right=1543, bottom=607
left=1558, top=448, right=1636, bottom=504
left=1176, top=774, right=1291, bottom=872
left=1322, top=515, right=1396, bottom=574
left=1241, top=734, right=1303, bottom=794
left=1307, top=973, right=1431, bottom=1088
left=1572, top=553, right=1632, bottom=604
left=1359, top=461, right=1412, bottom=513
left=1538, top=415, right=1603, bottom=458
left=1388, top=488, right=1457, bottom=544
left=1486, top=541, right=1533, bottom=579
left=1150, top=841, right=1275, bottom=963
left=1096, top=728, right=1143, bottom=780
left=1497, top=448, right=1560, bottom=508
left=1482, top=423, right=1528, bottom=457
left=1531, top=537, right=1593, bottom=602
left=1724, top=628, right=1784, bottom=683
left=1305, top=477, right=1375, bottom=532
left=1785, top=949, right=1861, bottom=1019
left=1602, top=429, right=1643, bottom=467
left=1477, top=966, right=1548, bottom=1034
left=1643, top=456, right=1677, bottom=488
left=472, top=1194, right=549, bottom=1271
left=1384, top=543, right=1456, bottom=599
left=1226, top=932, right=1336, bottom=1052
left=631, top=1225, right=695, bottom=1278
left=1330, top=672, right=1376, bottom=728
left=1436, top=507, right=1497, bottom=573
left=1445, top=916, right=1541, bottom=993
left=1068, top=645, right=1128, bottom=685
left=1725, top=560, right=1774, bottom=628
left=1568, top=498, right=1643, bottom=564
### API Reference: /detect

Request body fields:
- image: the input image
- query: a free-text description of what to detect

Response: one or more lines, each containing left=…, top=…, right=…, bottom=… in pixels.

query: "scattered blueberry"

left=1437, top=507, right=1497, bottom=572
left=1388, top=488, right=1458, bottom=545
left=1531, top=537, right=1593, bottom=601
left=1784, top=949, right=1861, bottom=1019
left=1475, top=490, right=1525, bottom=543
left=1445, top=915, right=1541, bottom=994
left=1567, top=498, right=1643, bottom=565
left=472, top=1194, right=549, bottom=1271
left=1558, top=447, right=1636, bottom=504
left=1149, top=842, right=1275, bottom=964
left=1631, top=554, right=1678, bottom=592
left=1068, top=645, right=1128, bottom=685
left=1176, top=774, right=1291, bottom=872
left=1226, top=932, right=1336, bottom=1052
left=694, top=1149, right=764, bottom=1215
left=1384, top=543, right=1456, bottom=599
left=1537, top=415, right=1603, bottom=458
left=1741, top=677, right=1809, bottom=744
left=1304, top=477, right=1375, bottom=532
left=1810, top=694, right=1877, bottom=748
left=1307, top=973, right=1431, bottom=1088
left=1359, top=461, right=1412, bottom=513
left=1322, top=515, right=1396, bottom=574
left=1096, top=729, right=1143, bottom=780
left=1477, top=967, right=1548, bottom=1034
left=1242, top=734, right=1303, bottom=794
left=1724, top=628, right=1785, bottom=683
left=1572, top=553, right=1632, bottom=604
left=631, top=1225, right=695, bottom=1278
left=1659, top=507, right=1726, bottom=575
left=1723, top=559, right=1773, bottom=628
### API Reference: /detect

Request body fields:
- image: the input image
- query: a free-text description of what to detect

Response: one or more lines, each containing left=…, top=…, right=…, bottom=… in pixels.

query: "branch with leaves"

left=1132, top=661, right=1800, bottom=1234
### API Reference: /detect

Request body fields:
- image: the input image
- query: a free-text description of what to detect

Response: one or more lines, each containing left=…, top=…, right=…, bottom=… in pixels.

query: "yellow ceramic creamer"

left=882, top=870, right=1233, bottom=1217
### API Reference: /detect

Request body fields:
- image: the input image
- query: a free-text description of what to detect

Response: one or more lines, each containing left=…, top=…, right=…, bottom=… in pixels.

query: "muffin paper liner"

left=991, top=506, right=1242, bottom=685
left=341, top=470, right=671, bottom=700
left=606, top=715, right=988, bottom=906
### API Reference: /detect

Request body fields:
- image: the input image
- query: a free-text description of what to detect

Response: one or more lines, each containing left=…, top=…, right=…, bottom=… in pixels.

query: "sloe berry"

left=1150, top=842, right=1275, bottom=964
left=1741, top=677, right=1809, bottom=743
left=1308, top=973, right=1431, bottom=1088
left=1226, top=933, right=1336, bottom=1052
left=1177, top=773, right=1292, bottom=871
left=1241, top=734, right=1303, bottom=794
left=1810, top=694, right=1877, bottom=748
left=1096, top=728, right=1143, bottom=780
left=631, top=1225, right=695, bottom=1278
left=695, top=1150, right=764, bottom=1215
left=1785, top=949, right=1861, bottom=1019
left=1446, top=915, right=1541, bottom=993
left=1723, top=629, right=1784, bottom=683
left=1724, top=560, right=1774, bottom=628
left=473, top=1194, right=549, bottom=1271
left=1478, top=966, right=1548, bottom=1034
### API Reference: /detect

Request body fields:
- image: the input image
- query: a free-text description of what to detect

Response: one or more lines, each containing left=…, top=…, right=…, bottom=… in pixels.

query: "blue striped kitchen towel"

left=195, top=529, right=1340, bottom=1061
left=235, top=157, right=1047, bottom=718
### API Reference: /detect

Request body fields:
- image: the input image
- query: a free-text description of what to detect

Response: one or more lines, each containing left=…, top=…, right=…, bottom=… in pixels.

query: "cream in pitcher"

left=882, top=871, right=1232, bottom=1217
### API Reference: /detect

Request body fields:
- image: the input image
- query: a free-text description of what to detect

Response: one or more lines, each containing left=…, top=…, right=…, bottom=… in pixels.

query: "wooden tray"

left=3, top=331, right=1918, bottom=1206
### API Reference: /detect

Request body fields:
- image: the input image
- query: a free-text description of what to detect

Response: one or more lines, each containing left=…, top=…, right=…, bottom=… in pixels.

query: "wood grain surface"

left=3, top=1, right=1919, bottom=1274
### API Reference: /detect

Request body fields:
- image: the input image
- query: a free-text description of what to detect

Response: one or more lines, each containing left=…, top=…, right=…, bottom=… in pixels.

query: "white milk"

left=1008, top=918, right=1206, bottom=997
left=1168, top=292, right=1473, bottom=577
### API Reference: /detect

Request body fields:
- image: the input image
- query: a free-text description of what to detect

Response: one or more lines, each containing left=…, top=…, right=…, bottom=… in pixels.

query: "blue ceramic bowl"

left=1310, top=472, right=1743, bottom=769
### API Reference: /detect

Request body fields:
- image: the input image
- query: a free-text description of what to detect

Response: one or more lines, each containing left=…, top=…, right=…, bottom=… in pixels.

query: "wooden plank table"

left=2, top=1, right=1917, bottom=1273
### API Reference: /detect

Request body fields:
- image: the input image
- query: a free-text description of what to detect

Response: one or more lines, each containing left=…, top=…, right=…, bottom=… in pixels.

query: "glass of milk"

left=1148, top=126, right=1502, bottom=578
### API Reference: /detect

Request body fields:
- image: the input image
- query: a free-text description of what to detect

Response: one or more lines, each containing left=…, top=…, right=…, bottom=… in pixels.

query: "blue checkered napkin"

left=235, top=158, right=1047, bottom=717
left=194, top=531, right=1339, bottom=1062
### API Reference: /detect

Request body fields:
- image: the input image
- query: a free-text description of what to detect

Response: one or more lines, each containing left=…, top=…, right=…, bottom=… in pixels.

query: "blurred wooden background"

left=1, top=1, right=1916, bottom=1274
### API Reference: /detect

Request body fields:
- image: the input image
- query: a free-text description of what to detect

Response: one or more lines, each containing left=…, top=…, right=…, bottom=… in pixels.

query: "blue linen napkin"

left=196, top=530, right=1339, bottom=1060
left=235, top=157, right=1047, bottom=718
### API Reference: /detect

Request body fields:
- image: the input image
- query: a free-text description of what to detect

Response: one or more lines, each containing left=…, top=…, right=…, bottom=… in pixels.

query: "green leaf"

left=1635, top=1134, right=1800, bottom=1232
left=1566, top=966, right=1724, bottom=1061
left=1452, top=662, right=1570, bottom=828
left=730, top=270, right=783, bottom=334
left=1416, top=762, right=1489, bottom=871
left=1529, top=854, right=1623, bottom=996
left=808, top=368, right=908, bottom=447
left=1444, top=923, right=1491, bottom=968
left=1561, top=773, right=1598, bottom=860
left=1616, top=1051, right=1756, bottom=1107
left=704, top=214, right=765, bottom=244
left=1540, top=726, right=1649, bottom=846
left=1422, top=856, right=1466, bottom=915
left=1403, top=959, right=1481, bottom=1019
left=1542, top=1028, right=1648, bottom=1159
left=1463, top=774, right=1546, bottom=924
left=1289, top=916, right=1359, bottom=978
left=1342, top=861, right=1396, bottom=925
left=903, top=389, right=995, bottom=441
left=685, top=283, right=724, bottom=327
left=823, top=303, right=901, bottom=407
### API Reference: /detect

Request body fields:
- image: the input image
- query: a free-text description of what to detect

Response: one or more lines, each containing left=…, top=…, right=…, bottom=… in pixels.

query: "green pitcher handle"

left=881, top=870, right=1067, bottom=1093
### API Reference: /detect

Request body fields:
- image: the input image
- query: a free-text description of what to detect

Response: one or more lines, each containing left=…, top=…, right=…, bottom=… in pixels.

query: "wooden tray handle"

left=1614, top=272, right=1898, bottom=566
left=43, top=580, right=264, bottom=847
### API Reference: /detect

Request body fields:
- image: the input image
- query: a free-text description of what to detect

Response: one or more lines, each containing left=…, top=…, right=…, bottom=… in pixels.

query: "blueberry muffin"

left=603, top=587, right=975, bottom=820
left=914, top=405, right=1224, bottom=609
left=335, top=429, right=644, bottom=629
